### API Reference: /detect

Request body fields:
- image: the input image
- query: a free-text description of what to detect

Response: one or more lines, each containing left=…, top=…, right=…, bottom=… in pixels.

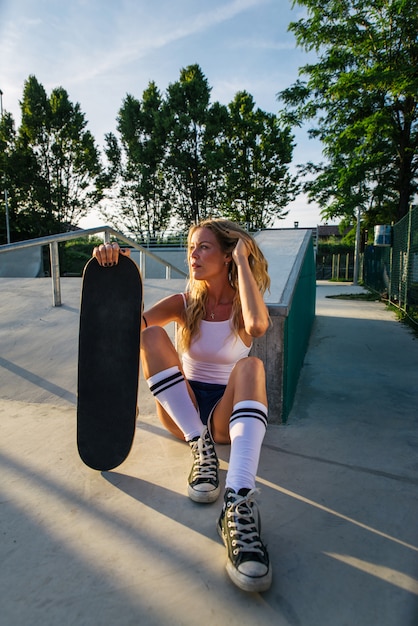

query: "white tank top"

left=181, top=294, right=251, bottom=384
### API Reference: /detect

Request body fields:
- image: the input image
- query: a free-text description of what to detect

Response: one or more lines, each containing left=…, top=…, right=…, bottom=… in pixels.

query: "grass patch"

left=387, top=303, right=418, bottom=338
left=326, top=292, right=380, bottom=301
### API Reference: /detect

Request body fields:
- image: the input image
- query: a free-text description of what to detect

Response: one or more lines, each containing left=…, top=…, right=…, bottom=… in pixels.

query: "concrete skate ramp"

left=1, top=274, right=417, bottom=625
left=252, top=228, right=316, bottom=422
left=0, top=246, right=43, bottom=277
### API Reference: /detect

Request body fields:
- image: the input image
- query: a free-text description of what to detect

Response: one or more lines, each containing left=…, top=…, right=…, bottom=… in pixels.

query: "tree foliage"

left=224, top=91, right=295, bottom=230
left=100, top=82, right=171, bottom=238
left=100, top=64, right=295, bottom=235
left=0, top=76, right=101, bottom=241
left=1, top=66, right=296, bottom=242
left=164, top=64, right=214, bottom=226
left=19, top=76, right=102, bottom=229
left=279, top=0, right=418, bottom=228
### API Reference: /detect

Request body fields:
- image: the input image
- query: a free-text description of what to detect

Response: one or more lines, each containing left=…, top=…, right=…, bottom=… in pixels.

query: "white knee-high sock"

left=226, top=400, right=268, bottom=493
left=147, top=366, right=204, bottom=441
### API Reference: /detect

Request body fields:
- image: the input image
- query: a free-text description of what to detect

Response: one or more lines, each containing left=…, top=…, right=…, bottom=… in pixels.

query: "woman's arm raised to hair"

left=233, top=239, right=269, bottom=338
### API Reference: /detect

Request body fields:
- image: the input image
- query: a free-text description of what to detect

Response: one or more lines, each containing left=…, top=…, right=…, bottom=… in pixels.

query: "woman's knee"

left=141, top=326, right=170, bottom=350
left=234, top=356, right=266, bottom=381
left=140, top=326, right=179, bottom=376
left=141, top=325, right=168, bottom=341
left=228, top=357, right=267, bottom=399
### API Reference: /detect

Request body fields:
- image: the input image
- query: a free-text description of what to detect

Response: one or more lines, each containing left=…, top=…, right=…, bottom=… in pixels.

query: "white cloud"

left=54, top=0, right=271, bottom=86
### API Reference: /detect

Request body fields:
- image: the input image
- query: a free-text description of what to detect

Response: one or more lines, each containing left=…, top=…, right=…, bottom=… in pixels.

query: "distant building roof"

left=317, top=225, right=342, bottom=238
left=273, top=224, right=349, bottom=238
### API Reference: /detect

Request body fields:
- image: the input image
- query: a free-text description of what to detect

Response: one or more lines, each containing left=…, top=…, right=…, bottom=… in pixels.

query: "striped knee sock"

left=226, top=400, right=268, bottom=492
left=147, top=366, right=203, bottom=441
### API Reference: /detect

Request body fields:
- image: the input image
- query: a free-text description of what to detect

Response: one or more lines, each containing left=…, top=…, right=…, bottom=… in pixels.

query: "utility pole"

left=353, top=205, right=361, bottom=286
left=0, top=88, right=11, bottom=244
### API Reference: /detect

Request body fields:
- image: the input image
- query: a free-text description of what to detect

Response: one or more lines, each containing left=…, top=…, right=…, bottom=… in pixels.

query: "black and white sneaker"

left=217, top=488, right=272, bottom=592
left=188, top=427, right=220, bottom=503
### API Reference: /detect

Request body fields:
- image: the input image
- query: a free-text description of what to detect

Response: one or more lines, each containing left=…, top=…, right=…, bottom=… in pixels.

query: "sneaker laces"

left=226, top=489, right=265, bottom=556
left=189, top=432, right=218, bottom=482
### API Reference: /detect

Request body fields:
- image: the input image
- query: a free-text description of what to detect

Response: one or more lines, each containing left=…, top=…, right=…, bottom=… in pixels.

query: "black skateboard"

left=77, top=254, right=143, bottom=470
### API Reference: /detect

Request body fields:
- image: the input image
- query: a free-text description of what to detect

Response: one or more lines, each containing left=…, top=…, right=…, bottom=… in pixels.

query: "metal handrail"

left=0, top=226, right=188, bottom=306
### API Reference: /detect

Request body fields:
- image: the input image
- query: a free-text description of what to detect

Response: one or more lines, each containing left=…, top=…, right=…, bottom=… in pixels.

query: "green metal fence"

left=363, top=205, right=418, bottom=311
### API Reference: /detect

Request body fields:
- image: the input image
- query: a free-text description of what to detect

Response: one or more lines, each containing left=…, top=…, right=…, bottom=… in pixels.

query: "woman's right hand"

left=92, top=242, right=130, bottom=267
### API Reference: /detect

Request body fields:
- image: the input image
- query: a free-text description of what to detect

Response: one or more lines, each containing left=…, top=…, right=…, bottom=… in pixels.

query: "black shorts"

left=189, top=380, right=226, bottom=425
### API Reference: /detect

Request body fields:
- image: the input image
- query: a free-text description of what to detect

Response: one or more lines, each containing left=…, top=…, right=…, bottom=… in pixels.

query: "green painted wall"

left=282, top=237, right=316, bottom=421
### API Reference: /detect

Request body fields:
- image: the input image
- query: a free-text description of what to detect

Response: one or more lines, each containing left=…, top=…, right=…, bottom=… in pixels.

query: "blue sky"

left=0, top=0, right=328, bottom=228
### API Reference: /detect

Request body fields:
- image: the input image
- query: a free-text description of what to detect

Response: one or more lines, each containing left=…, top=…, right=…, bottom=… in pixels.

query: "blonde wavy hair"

left=180, top=218, right=270, bottom=351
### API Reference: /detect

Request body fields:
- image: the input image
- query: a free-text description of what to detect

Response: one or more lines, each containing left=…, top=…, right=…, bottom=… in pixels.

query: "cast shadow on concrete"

left=0, top=356, right=77, bottom=404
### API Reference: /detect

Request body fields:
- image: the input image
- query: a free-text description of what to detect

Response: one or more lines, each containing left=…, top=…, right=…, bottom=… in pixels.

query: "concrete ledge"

left=252, top=229, right=316, bottom=423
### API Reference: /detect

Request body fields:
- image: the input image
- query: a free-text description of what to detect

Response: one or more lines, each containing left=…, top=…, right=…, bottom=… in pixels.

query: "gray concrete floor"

left=1, top=277, right=418, bottom=625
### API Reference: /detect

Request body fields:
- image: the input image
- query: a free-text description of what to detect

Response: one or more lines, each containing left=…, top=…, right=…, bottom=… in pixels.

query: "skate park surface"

left=1, top=276, right=418, bottom=626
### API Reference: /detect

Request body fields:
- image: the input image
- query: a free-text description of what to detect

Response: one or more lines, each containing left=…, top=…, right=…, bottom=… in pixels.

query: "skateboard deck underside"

left=77, top=255, right=142, bottom=470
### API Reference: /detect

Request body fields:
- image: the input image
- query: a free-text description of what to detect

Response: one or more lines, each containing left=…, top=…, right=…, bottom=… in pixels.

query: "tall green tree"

left=17, top=75, right=101, bottom=232
left=164, top=64, right=225, bottom=226
left=279, top=0, right=418, bottom=227
left=224, top=91, right=295, bottom=230
left=100, top=82, right=171, bottom=238
left=201, top=100, right=230, bottom=218
left=0, top=108, right=15, bottom=242
left=0, top=95, right=52, bottom=241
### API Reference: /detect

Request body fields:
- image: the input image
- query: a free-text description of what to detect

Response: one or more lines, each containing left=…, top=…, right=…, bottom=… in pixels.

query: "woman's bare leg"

left=140, top=326, right=183, bottom=378
left=210, top=356, right=267, bottom=444
left=141, top=326, right=220, bottom=502
left=141, top=326, right=198, bottom=441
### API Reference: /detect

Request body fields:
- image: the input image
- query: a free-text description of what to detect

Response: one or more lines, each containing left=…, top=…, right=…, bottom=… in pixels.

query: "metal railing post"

left=49, top=241, right=62, bottom=307
left=139, top=250, right=145, bottom=277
